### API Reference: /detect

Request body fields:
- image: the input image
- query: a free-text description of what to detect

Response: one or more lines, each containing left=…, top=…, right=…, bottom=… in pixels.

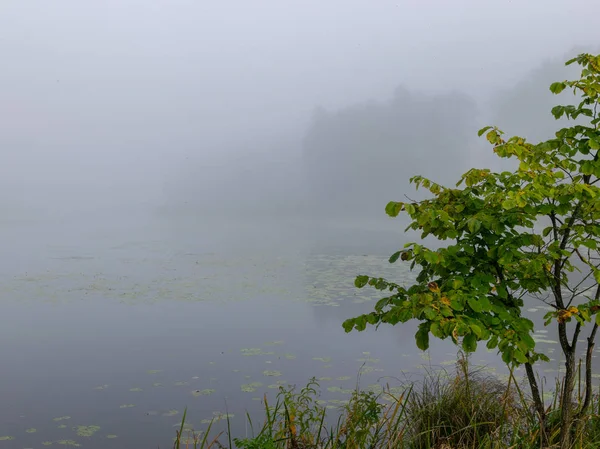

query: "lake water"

left=0, top=212, right=571, bottom=448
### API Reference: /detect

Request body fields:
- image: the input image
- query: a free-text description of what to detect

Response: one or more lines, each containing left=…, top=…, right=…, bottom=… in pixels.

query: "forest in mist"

left=161, top=49, right=594, bottom=222
left=1, top=1, right=599, bottom=226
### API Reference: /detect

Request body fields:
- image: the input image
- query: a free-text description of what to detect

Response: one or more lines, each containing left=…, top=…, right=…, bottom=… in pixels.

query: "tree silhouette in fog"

left=302, top=87, right=478, bottom=219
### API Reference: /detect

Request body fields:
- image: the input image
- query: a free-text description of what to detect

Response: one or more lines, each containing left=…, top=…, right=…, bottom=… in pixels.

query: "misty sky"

left=1, top=0, right=599, bottom=213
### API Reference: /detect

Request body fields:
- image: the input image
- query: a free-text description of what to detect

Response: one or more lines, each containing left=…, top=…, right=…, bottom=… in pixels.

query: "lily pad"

left=192, top=389, right=216, bottom=397
left=241, top=348, right=274, bottom=356
left=129, top=387, right=143, bottom=392
left=119, top=404, right=136, bottom=408
left=74, top=425, right=100, bottom=437
left=25, top=428, right=36, bottom=433
left=313, top=357, right=332, bottom=363
left=263, top=370, right=282, bottom=377
left=57, top=440, right=81, bottom=446
left=0, top=436, right=15, bottom=441
left=163, top=410, right=179, bottom=417
left=147, top=370, right=162, bottom=374
left=106, top=435, right=118, bottom=439
left=241, top=382, right=262, bottom=392
left=53, top=416, right=71, bottom=422
left=173, top=381, right=189, bottom=387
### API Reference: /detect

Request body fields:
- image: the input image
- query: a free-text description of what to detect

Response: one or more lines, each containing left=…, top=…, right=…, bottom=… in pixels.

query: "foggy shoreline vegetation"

left=162, top=51, right=600, bottom=449
left=170, top=355, right=600, bottom=449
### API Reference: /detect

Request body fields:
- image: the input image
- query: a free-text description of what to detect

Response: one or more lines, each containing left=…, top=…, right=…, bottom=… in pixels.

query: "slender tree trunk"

left=560, top=351, right=577, bottom=449
left=525, top=362, right=548, bottom=447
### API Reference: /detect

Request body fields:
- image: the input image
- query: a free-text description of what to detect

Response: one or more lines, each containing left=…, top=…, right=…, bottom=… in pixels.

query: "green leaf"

left=389, top=251, right=401, bottom=263
left=478, top=126, right=493, bottom=137
left=520, top=333, right=536, bottom=350
left=582, top=239, right=597, bottom=250
left=467, top=219, right=482, bottom=234
left=385, top=202, right=403, bottom=217
left=513, top=349, right=528, bottom=364
left=551, top=105, right=565, bottom=119
left=595, top=313, right=600, bottom=327
left=462, top=333, right=477, bottom=352
left=415, top=326, right=430, bottom=351
left=487, top=335, right=498, bottom=350
left=467, top=297, right=483, bottom=313
left=450, top=298, right=464, bottom=311
left=549, top=82, right=566, bottom=94
left=469, top=323, right=483, bottom=338
left=355, top=275, right=369, bottom=288
left=342, top=319, right=354, bottom=332
left=501, top=348, right=513, bottom=364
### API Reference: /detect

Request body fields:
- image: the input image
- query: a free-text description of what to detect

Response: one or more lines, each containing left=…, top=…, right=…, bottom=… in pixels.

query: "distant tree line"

left=301, top=87, right=479, bottom=219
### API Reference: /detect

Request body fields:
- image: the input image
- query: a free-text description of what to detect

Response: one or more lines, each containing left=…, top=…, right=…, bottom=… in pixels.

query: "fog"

left=1, top=0, right=599, bottom=226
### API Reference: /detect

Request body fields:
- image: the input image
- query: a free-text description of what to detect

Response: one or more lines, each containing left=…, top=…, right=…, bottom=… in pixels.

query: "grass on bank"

left=170, top=355, right=600, bottom=449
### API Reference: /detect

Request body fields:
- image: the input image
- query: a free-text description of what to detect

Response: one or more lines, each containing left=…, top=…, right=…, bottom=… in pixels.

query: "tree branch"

left=575, top=322, right=599, bottom=421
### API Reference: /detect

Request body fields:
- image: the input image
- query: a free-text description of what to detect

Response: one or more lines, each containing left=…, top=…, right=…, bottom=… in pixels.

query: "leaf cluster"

left=344, top=53, right=600, bottom=367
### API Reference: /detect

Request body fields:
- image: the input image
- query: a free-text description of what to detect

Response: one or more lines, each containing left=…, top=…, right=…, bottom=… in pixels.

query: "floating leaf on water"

left=119, top=404, right=135, bottom=409
left=264, top=341, right=284, bottom=346
left=318, top=377, right=332, bottom=381
left=323, top=365, right=333, bottom=369
left=93, top=385, right=109, bottom=390
left=312, top=357, right=332, bottom=363
left=25, top=428, right=36, bottom=433
left=152, top=382, right=163, bottom=387
left=192, top=389, right=216, bottom=397
left=129, top=387, right=143, bottom=392
left=209, top=361, right=215, bottom=365
left=232, top=369, right=241, bottom=373
left=268, top=384, right=280, bottom=389
left=53, top=416, right=71, bottom=422
left=74, top=425, right=100, bottom=437
left=284, top=354, right=296, bottom=360
left=241, top=382, right=262, bottom=392
left=192, top=376, right=200, bottom=379
left=106, top=435, right=118, bottom=439
left=336, top=376, right=351, bottom=381
left=241, top=348, right=274, bottom=356
left=263, top=370, right=282, bottom=377
left=57, top=440, right=81, bottom=447
left=57, top=425, right=67, bottom=429
left=147, top=370, right=162, bottom=374
left=163, top=410, right=179, bottom=417
left=0, top=436, right=15, bottom=441
left=173, top=381, right=188, bottom=387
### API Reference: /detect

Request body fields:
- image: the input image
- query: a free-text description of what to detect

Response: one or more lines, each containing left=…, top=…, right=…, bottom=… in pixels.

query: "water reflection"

left=0, top=214, right=596, bottom=448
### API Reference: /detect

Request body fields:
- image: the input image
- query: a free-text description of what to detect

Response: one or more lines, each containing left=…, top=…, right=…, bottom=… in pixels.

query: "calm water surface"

left=0, top=213, right=571, bottom=448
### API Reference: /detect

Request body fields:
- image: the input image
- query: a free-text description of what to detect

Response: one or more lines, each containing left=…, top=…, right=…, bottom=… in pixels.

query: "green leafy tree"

left=343, top=53, right=600, bottom=449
